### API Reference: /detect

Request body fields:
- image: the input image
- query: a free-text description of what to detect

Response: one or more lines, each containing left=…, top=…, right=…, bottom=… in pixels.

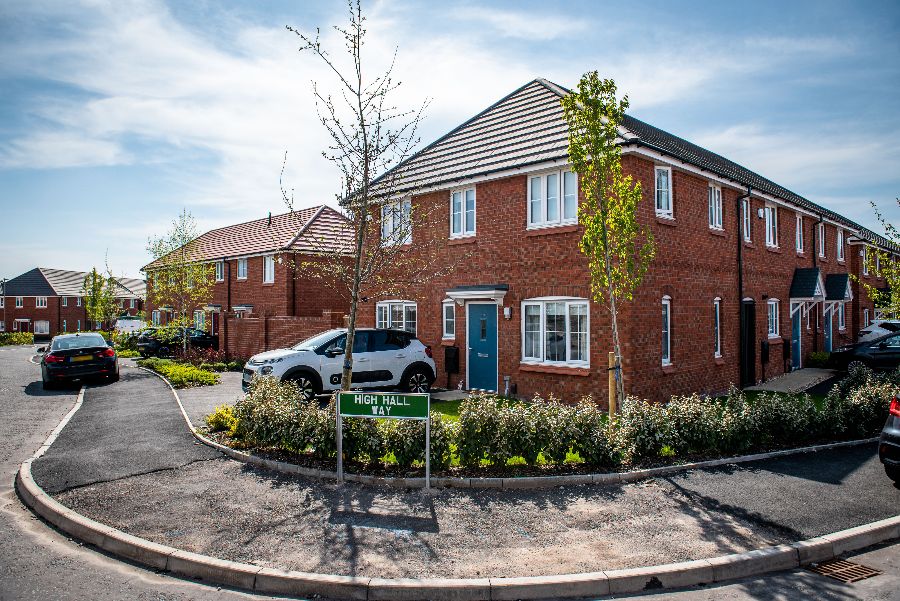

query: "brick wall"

left=1, top=295, right=142, bottom=336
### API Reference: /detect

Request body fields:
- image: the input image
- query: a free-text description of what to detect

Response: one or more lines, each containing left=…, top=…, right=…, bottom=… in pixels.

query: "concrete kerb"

left=15, top=366, right=899, bottom=600
left=137, top=364, right=881, bottom=492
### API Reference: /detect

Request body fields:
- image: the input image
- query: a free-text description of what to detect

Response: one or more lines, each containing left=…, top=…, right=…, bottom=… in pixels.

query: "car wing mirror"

left=327, top=348, right=345, bottom=357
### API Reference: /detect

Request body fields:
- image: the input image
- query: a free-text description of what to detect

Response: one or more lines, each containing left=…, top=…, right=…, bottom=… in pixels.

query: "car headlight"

left=260, top=365, right=274, bottom=375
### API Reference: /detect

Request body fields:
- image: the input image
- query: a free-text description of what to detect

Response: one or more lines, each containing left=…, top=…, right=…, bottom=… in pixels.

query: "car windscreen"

left=292, top=330, right=341, bottom=351
left=51, top=335, right=106, bottom=351
left=882, top=322, right=900, bottom=332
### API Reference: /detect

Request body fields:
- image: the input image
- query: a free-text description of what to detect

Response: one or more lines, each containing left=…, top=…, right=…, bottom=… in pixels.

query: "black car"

left=39, top=333, right=119, bottom=389
left=879, top=394, right=900, bottom=483
left=830, top=331, right=900, bottom=372
left=136, top=327, right=219, bottom=358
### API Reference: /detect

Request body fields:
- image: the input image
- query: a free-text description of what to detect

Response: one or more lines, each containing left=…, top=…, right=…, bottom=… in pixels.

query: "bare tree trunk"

left=340, top=219, right=367, bottom=391
left=599, top=205, right=626, bottom=406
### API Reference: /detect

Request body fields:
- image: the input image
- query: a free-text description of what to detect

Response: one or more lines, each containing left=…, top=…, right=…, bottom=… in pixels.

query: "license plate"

left=71, top=355, right=92, bottom=362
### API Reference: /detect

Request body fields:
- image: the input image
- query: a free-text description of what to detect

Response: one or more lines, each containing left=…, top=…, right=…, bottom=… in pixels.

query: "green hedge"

left=0, top=332, right=34, bottom=346
left=214, top=365, right=898, bottom=472
left=136, top=357, right=220, bottom=388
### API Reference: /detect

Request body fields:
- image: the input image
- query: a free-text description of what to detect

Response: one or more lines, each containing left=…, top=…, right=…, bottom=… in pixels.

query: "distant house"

left=141, top=206, right=352, bottom=358
left=1, top=268, right=145, bottom=340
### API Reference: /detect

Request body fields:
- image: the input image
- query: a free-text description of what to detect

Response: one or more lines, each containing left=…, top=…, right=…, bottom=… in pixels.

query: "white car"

left=858, top=320, right=900, bottom=344
left=242, top=328, right=436, bottom=399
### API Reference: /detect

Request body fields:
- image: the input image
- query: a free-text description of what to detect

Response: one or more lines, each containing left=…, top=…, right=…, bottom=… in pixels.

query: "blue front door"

left=824, top=308, right=833, bottom=353
left=791, top=305, right=802, bottom=370
left=468, top=303, right=498, bottom=392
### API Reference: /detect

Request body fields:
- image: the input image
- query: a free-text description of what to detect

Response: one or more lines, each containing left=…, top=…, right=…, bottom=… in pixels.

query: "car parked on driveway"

left=39, top=333, right=119, bottom=389
left=879, top=394, right=900, bottom=483
left=242, top=328, right=436, bottom=399
left=137, top=327, right=218, bottom=358
left=830, top=332, right=900, bottom=372
left=858, top=320, right=900, bottom=344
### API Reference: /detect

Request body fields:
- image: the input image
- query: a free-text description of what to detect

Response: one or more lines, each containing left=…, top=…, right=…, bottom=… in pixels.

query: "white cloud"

left=0, top=131, right=129, bottom=168
left=448, top=5, right=587, bottom=41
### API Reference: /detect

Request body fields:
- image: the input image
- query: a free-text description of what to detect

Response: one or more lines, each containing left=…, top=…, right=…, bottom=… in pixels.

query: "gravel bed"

left=56, top=458, right=788, bottom=579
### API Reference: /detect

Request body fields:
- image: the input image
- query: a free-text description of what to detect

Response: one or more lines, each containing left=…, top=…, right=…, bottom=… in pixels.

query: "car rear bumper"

left=46, top=360, right=118, bottom=380
left=879, top=416, right=900, bottom=466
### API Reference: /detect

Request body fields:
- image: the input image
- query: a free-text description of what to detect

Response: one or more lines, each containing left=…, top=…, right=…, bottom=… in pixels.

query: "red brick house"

left=1, top=268, right=145, bottom=340
left=358, top=78, right=894, bottom=403
left=142, top=206, right=351, bottom=358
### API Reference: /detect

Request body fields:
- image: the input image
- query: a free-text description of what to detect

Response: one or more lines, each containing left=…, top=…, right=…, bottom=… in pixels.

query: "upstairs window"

left=742, top=198, right=751, bottom=241
left=77, top=297, right=82, bottom=307
left=795, top=215, right=803, bottom=253
left=528, top=169, right=578, bottom=228
left=450, top=188, right=476, bottom=237
left=767, top=299, right=780, bottom=337
left=655, top=166, right=673, bottom=218
left=130, top=299, right=136, bottom=309
left=15, top=297, right=23, bottom=308
left=708, top=185, right=723, bottom=230
left=764, top=204, right=778, bottom=247
left=522, top=298, right=589, bottom=365
left=237, top=258, right=248, bottom=279
left=381, top=198, right=412, bottom=245
left=837, top=229, right=844, bottom=261
left=442, top=300, right=455, bottom=339
left=0, top=297, right=3, bottom=309
left=376, top=301, right=417, bottom=335
left=863, top=247, right=869, bottom=276
left=36, top=297, right=47, bottom=308
left=62, top=296, right=68, bottom=307
left=215, top=261, right=225, bottom=282
left=818, top=223, right=826, bottom=257
left=263, top=255, right=275, bottom=284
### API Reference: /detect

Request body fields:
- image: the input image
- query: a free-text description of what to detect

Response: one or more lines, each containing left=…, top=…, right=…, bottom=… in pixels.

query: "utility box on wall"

left=444, top=345, right=460, bottom=374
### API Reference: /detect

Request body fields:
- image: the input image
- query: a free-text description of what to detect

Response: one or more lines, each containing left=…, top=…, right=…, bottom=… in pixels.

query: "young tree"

left=145, top=209, right=215, bottom=351
left=561, top=71, right=656, bottom=406
left=857, top=199, right=900, bottom=317
left=82, top=267, right=120, bottom=330
left=285, top=0, right=456, bottom=391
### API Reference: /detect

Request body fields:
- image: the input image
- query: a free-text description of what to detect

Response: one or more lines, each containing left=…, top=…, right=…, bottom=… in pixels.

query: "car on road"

left=242, top=328, right=436, bottom=399
left=830, top=332, right=900, bottom=372
left=858, top=320, right=900, bottom=344
left=136, top=327, right=218, bottom=358
left=38, top=332, right=119, bottom=389
left=879, top=394, right=900, bottom=483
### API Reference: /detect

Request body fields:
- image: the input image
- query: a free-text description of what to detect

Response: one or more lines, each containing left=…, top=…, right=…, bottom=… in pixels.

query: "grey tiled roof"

left=3, top=268, right=145, bottom=298
left=374, top=78, right=895, bottom=251
left=789, top=268, right=824, bottom=299
left=825, top=273, right=851, bottom=301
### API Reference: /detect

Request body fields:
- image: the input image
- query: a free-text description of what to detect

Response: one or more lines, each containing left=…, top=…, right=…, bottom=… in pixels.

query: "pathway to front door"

left=467, top=303, right=497, bottom=392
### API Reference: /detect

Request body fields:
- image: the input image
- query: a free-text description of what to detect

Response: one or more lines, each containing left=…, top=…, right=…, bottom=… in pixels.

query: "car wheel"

left=403, top=367, right=432, bottom=393
left=847, top=360, right=868, bottom=373
left=109, top=371, right=120, bottom=383
left=284, top=373, right=320, bottom=402
left=886, top=464, right=900, bottom=483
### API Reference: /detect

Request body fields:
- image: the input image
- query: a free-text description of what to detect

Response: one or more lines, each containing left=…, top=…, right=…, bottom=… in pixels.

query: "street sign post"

left=336, top=391, right=431, bottom=488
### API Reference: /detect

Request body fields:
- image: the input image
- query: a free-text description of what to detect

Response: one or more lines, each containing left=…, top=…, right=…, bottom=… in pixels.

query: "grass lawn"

left=431, top=399, right=462, bottom=421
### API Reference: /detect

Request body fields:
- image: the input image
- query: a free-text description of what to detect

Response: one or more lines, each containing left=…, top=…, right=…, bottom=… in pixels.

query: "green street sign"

left=338, top=391, right=429, bottom=419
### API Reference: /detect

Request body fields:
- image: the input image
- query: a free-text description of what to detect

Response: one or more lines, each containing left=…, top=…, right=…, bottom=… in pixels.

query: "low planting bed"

left=202, top=365, right=899, bottom=478
left=137, top=357, right=220, bottom=389
left=0, top=332, right=34, bottom=346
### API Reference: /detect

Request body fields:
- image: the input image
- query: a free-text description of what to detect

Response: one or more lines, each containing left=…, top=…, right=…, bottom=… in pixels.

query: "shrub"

left=0, top=332, right=34, bottom=346
left=206, top=404, right=239, bottom=436
left=617, top=396, right=674, bottom=461
left=176, top=346, right=225, bottom=366
left=572, top=399, right=620, bottom=468
left=226, top=360, right=246, bottom=372
left=136, top=357, right=219, bottom=388
left=342, top=417, right=385, bottom=464
left=666, top=394, right=722, bottom=455
left=807, top=351, right=831, bottom=368
left=117, top=349, right=141, bottom=358
left=382, top=411, right=453, bottom=469
left=199, top=361, right=228, bottom=372
left=455, top=394, right=503, bottom=467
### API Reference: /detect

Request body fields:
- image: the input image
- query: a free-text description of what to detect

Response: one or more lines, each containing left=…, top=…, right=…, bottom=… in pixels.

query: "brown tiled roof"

left=142, top=206, right=351, bottom=271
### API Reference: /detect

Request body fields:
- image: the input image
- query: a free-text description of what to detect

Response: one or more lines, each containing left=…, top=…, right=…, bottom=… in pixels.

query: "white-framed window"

left=36, top=296, right=47, bottom=308
left=767, top=299, right=780, bottom=337
left=521, top=298, right=589, bottom=365
left=795, top=214, right=803, bottom=253
left=381, top=198, right=413, bottom=245
left=863, top=247, right=869, bottom=276
left=130, top=298, right=136, bottom=309
left=742, top=198, right=751, bottom=241
left=442, top=300, right=456, bottom=339
left=806, top=305, right=811, bottom=330
left=263, top=255, right=275, bottom=283
left=76, top=297, right=82, bottom=307
left=662, top=296, right=672, bottom=365
left=215, top=261, right=225, bottom=282
left=655, top=166, right=673, bottom=218
left=151, top=310, right=160, bottom=326
left=818, top=222, right=826, bottom=257
left=35, top=321, right=49, bottom=335
left=450, top=188, right=476, bottom=237
left=62, top=296, right=68, bottom=307
left=76, top=319, right=81, bottom=331
left=376, top=301, right=417, bottom=334
left=0, top=297, right=4, bottom=309
left=713, top=297, right=722, bottom=358
left=838, top=302, right=846, bottom=330
left=708, top=185, right=723, bottom=230
left=15, top=297, right=23, bottom=308
left=764, top=204, right=778, bottom=247
left=237, top=258, right=248, bottom=279
left=864, top=308, right=870, bottom=328
left=876, top=252, right=881, bottom=276
left=837, top=229, right=844, bottom=261
left=62, top=319, right=67, bottom=332
left=95, top=321, right=101, bottom=330
left=527, top=169, right=578, bottom=228
left=194, top=310, right=205, bottom=331
left=0, top=321, right=5, bottom=332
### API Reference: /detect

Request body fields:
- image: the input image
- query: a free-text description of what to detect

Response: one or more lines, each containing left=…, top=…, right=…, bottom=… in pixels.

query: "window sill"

left=837, top=259, right=845, bottom=264
left=236, top=278, right=247, bottom=282
left=519, top=362, right=590, bottom=376
left=708, top=228, right=726, bottom=238
left=743, top=240, right=754, bottom=248
left=796, top=251, right=805, bottom=258
left=449, top=236, right=477, bottom=246
left=818, top=256, right=828, bottom=263
left=262, top=282, right=274, bottom=287
left=714, top=356, right=726, bottom=365
left=661, top=363, right=675, bottom=374
left=767, top=336, right=784, bottom=343
left=525, top=223, right=580, bottom=237
left=440, top=338, right=456, bottom=346
left=765, top=245, right=782, bottom=254
left=655, top=215, right=676, bottom=226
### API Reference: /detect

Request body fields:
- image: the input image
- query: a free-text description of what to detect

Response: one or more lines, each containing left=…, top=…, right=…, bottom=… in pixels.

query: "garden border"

left=142, top=366, right=880, bottom=490
left=14, top=367, right=900, bottom=599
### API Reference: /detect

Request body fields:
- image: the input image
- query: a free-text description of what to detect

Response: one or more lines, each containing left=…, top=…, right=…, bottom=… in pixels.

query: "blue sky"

left=1, top=0, right=898, bottom=279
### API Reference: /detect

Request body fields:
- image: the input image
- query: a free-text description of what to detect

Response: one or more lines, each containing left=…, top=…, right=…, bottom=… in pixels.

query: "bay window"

left=521, top=298, right=589, bottom=365
left=527, top=169, right=578, bottom=228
